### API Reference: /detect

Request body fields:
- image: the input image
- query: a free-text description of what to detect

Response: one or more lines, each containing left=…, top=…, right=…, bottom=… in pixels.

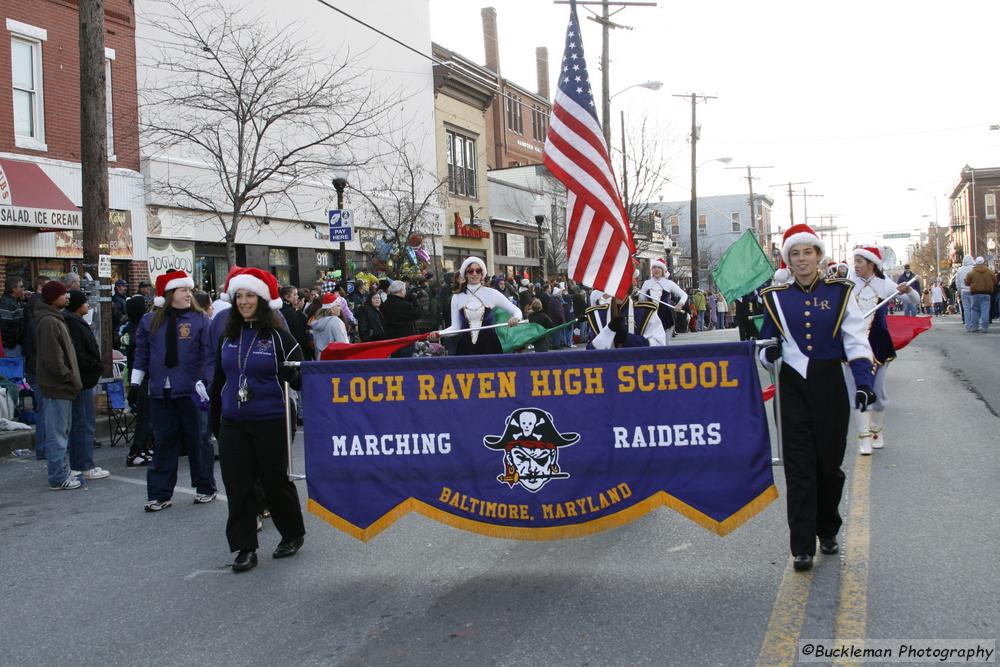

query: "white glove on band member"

left=130, top=369, right=146, bottom=386
left=194, top=380, right=210, bottom=402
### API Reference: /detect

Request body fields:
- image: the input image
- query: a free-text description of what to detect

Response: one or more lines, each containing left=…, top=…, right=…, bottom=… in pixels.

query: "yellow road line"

left=755, top=558, right=814, bottom=666
left=833, top=455, right=872, bottom=666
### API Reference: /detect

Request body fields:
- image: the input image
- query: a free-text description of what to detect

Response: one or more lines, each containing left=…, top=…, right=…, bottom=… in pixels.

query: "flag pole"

left=635, top=290, right=685, bottom=311
left=284, top=379, right=305, bottom=482
left=863, top=276, right=918, bottom=319
left=436, top=320, right=532, bottom=338
left=755, top=338, right=783, bottom=466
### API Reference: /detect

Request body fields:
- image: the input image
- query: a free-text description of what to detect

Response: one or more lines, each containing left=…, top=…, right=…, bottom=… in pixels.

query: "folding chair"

left=0, top=356, right=27, bottom=419
left=104, top=379, right=134, bottom=449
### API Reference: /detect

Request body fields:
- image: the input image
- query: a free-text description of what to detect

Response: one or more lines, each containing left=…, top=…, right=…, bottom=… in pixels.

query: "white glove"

left=194, top=380, right=210, bottom=403
left=130, top=369, right=146, bottom=386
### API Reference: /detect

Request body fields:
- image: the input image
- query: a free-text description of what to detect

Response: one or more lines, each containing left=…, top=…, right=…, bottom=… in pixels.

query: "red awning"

left=0, top=157, right=81, bottom=230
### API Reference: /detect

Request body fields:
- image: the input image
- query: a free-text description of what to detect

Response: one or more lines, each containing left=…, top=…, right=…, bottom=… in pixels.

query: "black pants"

left=779, top=360, right=849, bottom=556
left=219, top=419, right=304, bottom=552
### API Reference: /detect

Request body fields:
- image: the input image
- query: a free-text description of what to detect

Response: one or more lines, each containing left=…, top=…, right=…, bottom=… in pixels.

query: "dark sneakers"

left=793, top=554, right=813, bottom=571
left=233, top=550, right=257, bottom=573
left=819, top=537, right=839, bottom=555
left=272, top=536, right=304, bottom=559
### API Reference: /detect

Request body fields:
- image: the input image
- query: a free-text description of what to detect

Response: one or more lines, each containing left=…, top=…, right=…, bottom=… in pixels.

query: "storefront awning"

left=0, top=158, right=81, bottom=230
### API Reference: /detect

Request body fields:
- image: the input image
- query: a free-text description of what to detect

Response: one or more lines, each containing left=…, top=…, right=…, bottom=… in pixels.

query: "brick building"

left=948, top=165, right=1000, bottom=267
left=0, top=0, right=147, bottom=291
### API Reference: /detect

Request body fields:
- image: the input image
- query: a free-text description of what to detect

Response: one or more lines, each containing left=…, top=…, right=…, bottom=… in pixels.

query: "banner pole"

left=771, top=360, right=784, bottom=467
left=285, top=379, right=305, bottom=482
left=863, top=275, right=918, bottom=319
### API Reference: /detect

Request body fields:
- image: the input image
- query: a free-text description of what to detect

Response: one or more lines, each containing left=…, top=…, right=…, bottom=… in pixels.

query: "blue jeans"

left=961, top=292, right=971, bottom=325
left=700, top=311, right=709, bottom=330
left=27, top=374, right=46, bottom=459
left=564, top=322, right=575, bottom=347
left=69, top=386, right=96, bottom=471
left=41, top=394, right=72, bottom=486
left=969, top=294, right=991, bottom=332
left=903, top=302, right=918, bottom=317
left=716, top=312, right=726, bottom=329
left=147, top=393, right=216, bottom=501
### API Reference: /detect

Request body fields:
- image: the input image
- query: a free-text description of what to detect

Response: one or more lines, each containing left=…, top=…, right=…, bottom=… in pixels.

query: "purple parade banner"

left=302, top=342, right=777, bottom=541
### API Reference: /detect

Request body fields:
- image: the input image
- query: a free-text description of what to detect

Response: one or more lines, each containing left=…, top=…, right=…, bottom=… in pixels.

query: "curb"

left=0, top=416, right=116, bottom=459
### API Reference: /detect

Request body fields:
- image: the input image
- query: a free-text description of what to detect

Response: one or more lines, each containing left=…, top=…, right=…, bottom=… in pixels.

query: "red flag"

left=543, top=1, right=635, bottom=300
left=886, top=315, right=933, bottom=351
left=761, top=384, right=775, bottom=402
left=319, top=333, right=429, bottom=361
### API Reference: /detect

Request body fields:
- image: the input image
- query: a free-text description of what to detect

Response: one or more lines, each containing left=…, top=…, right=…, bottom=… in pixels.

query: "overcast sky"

left=428, top=0, right=1000, bottom=261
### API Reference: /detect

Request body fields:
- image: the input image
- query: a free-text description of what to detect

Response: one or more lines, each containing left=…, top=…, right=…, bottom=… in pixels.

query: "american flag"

left=543, top=0, right=635, bottom=300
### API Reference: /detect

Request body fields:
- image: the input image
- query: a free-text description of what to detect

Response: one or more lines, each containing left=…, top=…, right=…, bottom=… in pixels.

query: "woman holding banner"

left=209, top=267, right=305, bottom=573
left=848, top=246, right=917, bottom=455
left=437, top=257, right=521, bottom=356
left=758, top=224, right=875, bottom=572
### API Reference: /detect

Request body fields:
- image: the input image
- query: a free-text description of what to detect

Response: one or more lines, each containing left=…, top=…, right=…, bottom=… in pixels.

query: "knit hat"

left=853, top=246, right=883, bottom=269
left=217, top=265, right=244, bottom=303
left=153, top=269, right=194, bottom=308
left=125, top=294, right=147, bottom=323
left=41, top=280, right=68, bottom=305
left=773, top=223, right=826, bottom=283
left=459, top=256, right=487, bottom=277
left=651, top=258, right=669, bottom=275
left=66, top=290, right=88, bottom=313
left=226, top=267, right=283, bottom=310
left=976, top=256, right=985, bottom=265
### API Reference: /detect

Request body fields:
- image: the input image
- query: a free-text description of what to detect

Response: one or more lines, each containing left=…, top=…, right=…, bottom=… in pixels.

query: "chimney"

left=481, top=7, right=500, bottom=73
left=536, top=46, right=550, bottom=99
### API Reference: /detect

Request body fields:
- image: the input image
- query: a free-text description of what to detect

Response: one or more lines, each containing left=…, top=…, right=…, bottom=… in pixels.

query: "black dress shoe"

left=272, top=536, right=304, bottom=559
left=819, top=538, right=839, bottom=555
left=793, top=554, right=813, bottom=571
left=232, top=550, right=257, bottom=573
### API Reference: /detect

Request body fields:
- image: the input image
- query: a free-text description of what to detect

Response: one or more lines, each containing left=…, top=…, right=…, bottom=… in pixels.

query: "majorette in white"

left=439, top=257, right=522, bottom=349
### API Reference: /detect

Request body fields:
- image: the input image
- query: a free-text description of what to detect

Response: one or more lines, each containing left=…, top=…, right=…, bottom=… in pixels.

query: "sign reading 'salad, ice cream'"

left=302, top=342, right=777, bottom=541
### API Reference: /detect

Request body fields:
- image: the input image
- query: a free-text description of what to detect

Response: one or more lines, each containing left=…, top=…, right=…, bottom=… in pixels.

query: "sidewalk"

left=0, top=415, right=116, bottom=458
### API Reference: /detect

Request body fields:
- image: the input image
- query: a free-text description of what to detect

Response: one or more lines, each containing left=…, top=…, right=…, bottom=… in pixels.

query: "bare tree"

left=141, top=0, right=390, bottom=266
left=617, top=116, right=679, bottom=255
left=351, top=133, right=445, bottom=279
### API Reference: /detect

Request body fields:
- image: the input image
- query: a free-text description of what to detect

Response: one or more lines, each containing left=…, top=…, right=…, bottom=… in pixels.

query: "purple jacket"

left=133, top=309, right=213, bottom=398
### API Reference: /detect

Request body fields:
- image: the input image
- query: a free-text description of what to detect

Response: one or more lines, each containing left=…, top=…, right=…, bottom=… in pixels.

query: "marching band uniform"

left=587, top=292, right=667, bottom=349
left=758, top=224, right=874, bottom=570
left=440, top=257, right=522, bottom=356
left=639, top=258, right=687, bottom=344
left=847, top=246, right=919, bottom=454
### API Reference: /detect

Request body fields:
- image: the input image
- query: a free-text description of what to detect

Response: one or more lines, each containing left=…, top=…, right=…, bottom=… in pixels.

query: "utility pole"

left=726, top=165, right=773, bottom=249
left=79, top=0, right=112, bottom=375
left=554, top=1, right=657, bottom=147
left=673, top=92, right=717, bottom=289
left=620, top=109, right=628, bottom=221
left=799, top=189, right=824, bottom=229
left=771, top=181, right=810, bottom=227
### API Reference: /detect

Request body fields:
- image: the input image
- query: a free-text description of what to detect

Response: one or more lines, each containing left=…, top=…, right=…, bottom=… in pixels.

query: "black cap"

left=66, top=290, right=88, bottom=313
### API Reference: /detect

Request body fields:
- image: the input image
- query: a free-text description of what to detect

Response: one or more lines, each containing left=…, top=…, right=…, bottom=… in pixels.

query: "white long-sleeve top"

left=440, top=286, right=522, bottom=338
left=850, top=274, right=919, bottom=325
left=638, top=277, right=687, bottom=309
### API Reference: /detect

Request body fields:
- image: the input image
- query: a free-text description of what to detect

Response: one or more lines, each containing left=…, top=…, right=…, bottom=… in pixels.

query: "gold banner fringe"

left=307, top=484, right=778, bottom=543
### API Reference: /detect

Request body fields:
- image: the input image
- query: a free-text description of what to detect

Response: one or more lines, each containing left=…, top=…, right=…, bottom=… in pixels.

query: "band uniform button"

left=806, top=345, right=813, bottom=351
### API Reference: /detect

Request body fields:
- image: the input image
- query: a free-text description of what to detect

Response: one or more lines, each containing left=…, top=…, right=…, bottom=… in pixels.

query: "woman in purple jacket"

left=130, top=270, right=216, bottom=512
left=209, top=268, right=305, bottom=573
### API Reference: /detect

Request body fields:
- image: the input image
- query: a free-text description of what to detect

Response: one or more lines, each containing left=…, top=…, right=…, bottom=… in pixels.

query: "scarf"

left=165, top=308, right=190, bottom=368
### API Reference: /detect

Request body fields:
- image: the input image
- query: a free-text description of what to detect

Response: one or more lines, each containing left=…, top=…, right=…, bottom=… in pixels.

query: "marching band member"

left=848, top=246, right=918, bottom=455
left=758, top=224, right=875, bottom=572
left=437, top=257, right=521, bottom=355
left=639, top=258, right=687, bottom=343
left=587, top=290, right=667, bottom=349
left=130, top=270, right=217, bottom=512
left=209, top=268, right=305, bottom=573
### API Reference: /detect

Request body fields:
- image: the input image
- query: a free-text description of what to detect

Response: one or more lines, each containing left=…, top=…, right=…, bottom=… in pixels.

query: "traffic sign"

left=328, top=209, right=353, bottom=242
left=883, top=232, right=911, bottom=239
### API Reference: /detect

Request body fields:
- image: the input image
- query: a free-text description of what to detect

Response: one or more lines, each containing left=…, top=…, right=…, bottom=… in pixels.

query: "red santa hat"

left=225, top=267, right=283, bottom=310
left=321, top=292, right=337, bottom=306
left=218, top=265, right=244, bottom=303
left=153, top=269, right=195, bottom=308
left=650, top=257, right=670, bottom=276
left=773, top=223, right=826, bottom=284
left=853, top=245, right=883, bottom=269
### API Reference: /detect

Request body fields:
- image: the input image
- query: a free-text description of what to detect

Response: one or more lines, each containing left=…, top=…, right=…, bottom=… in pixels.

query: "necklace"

left=236, top=328, right=259, bottom=405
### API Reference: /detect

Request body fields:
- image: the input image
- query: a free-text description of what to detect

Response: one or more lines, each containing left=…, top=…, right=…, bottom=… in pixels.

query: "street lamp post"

left=907, top=187, right=941, bottom=276
left=533, top=195, right=547, bottom=282
left=331, top=157, right=349, bottom=281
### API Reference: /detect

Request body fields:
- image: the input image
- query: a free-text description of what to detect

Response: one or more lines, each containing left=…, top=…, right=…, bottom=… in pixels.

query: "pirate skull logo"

left=483, top=408, right=580, bottom=493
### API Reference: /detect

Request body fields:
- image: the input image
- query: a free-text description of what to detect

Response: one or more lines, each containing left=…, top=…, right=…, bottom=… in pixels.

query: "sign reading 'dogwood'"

left=302, top=341, right=777, bottom=542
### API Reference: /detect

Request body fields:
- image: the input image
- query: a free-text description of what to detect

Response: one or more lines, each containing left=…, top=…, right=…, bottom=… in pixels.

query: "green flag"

left=711, top=230, right=774, bottom=303
left=494, top=308, right=575, bottom=353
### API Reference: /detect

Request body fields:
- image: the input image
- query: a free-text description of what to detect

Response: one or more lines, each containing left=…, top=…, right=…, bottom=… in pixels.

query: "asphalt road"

left=1, top=316, right=996, bottom=666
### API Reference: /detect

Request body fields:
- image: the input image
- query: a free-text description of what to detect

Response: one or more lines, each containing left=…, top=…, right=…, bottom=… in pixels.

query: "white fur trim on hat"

left=651, top=258, right=669, bottom=274
left=853, top=247, right=883, bottom=269
left=153, top=296, right=165, bottom=308
left=781, top=231, right=826, bottom=263
left=227, top=273, right=283, bottom=310
left=773, top=267, right=791, bottom=284
left=459, top=256, right=487, bottom=277
left=163, top=275, right=194, bottom=293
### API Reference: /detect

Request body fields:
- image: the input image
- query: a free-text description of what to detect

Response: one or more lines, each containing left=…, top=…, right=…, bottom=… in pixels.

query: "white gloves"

left=194, top=380, right=210, bottom=403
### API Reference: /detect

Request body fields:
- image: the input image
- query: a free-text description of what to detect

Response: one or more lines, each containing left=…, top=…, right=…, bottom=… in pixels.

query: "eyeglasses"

left=466, top=268, right=483, bottom=275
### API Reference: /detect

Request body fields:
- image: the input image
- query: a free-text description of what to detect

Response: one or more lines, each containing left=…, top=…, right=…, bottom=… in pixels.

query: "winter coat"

left=0, top=293, right=25, bottom=349
left=132, top=308, right=213, bottom=398
left=965, top=264, right=996, bottom=294
left=211, top=323, right=302, bottom=423
left=63, top=310, right=102, bottom=389
left=381, top=294, right=421, bottom=339
left=357, top=305, right=386, bottom=342
left=311, top=314, right=349, bottom=359
left=955, top=256, right=976, bottom=293
left=280, top=302, right=310, bottom=353
left=34, top=303, right=82, bottom=400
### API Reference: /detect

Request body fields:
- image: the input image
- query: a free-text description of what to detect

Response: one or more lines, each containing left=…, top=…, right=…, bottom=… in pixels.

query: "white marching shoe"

left=870, top=410, right=885, bottom=449
left=855, top=410, right=872, bottom=456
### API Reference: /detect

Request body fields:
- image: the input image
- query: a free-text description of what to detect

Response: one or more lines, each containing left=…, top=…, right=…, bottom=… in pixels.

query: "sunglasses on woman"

left=466, top=268, right=483, bottom=275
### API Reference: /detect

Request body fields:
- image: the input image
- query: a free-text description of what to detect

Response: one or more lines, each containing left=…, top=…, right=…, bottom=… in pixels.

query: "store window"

left=269, top=247, right=293, bottom=286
